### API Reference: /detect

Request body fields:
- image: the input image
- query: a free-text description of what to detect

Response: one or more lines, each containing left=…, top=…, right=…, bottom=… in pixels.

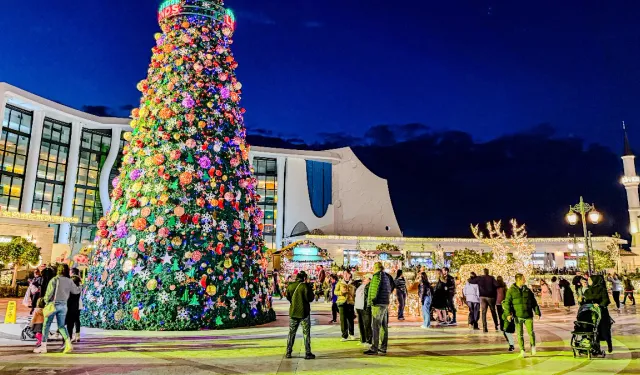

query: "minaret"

left=621, top=122, right=640, bottom=247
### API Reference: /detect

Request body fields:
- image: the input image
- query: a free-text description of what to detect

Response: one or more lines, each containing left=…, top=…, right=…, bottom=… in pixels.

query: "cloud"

left=234, top=10, right=276, bottom=25
left=302, top=21, right=323, bottom=28
left=317, top=132, right=363, bottom=147
left=364, top=125, right=397, bottom=146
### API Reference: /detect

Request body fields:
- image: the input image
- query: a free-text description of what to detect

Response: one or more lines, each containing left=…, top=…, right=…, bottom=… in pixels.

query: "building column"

left=99, top=127, right=121, bottom=212
left=20, top=110, right=45, bottom=213
left=275, top=157, right=285, bottom=250
left=0, top=94, right=7, bottom=139
left=58, top=121, right=83, bottom=244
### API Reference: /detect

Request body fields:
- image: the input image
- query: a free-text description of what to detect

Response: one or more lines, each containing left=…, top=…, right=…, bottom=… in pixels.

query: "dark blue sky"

left=2, top=0, right=640, bottom=150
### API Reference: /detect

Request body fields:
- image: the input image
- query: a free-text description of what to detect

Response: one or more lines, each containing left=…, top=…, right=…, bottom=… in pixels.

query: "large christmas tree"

left=81, top=0, right=275, bottom=330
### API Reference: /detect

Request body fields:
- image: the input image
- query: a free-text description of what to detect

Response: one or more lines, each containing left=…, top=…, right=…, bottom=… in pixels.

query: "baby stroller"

left=571, top=304, right=605, bottom=359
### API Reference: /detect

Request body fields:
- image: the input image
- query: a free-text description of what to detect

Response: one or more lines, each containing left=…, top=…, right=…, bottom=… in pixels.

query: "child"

left=31, top=298, right=45, bottom=347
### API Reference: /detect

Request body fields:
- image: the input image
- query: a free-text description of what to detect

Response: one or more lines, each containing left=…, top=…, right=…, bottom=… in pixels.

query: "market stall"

left=359, top=251, right=404, bottom=274
left=278, top=241, right=333, bottom=281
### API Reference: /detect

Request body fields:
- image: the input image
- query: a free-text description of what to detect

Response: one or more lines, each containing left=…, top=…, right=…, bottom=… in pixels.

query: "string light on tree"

left=463, top=219, right=535, bottom=285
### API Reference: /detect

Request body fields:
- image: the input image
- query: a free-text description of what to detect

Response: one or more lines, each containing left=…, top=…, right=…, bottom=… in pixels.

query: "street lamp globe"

left=589, top=209, right=602, bottom=224
left=566, top=210, right=579, bottom=225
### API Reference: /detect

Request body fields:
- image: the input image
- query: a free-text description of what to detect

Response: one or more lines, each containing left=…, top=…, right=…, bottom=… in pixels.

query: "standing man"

left=355, top=274, right=372, bottom=346
left=364, top=262, right=395, bottom=355
left=442, top=267, right=457, bottom=325
left=502, top=273, right=541, bottom=358
left=394, top=270, right=407, bottom=320
left=471, top=268, right=499, bottom=332
left=335, top=270, right=356, bottom=341
left=285, top=271, right=316, bottom=360
left=463, top=272, right=481, bottom=330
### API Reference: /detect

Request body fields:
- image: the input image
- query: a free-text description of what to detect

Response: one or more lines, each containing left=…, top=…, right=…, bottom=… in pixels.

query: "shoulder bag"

left=43, top=278, right=59, bottom=318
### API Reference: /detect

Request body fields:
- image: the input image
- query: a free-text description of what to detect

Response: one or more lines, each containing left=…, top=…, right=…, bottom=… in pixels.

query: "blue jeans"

left=421, top=296, right=432, bottom=327
left=43, top=302, right=69, bottom=343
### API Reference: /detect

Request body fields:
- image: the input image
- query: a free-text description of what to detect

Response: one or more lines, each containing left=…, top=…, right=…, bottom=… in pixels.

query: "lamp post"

left=565, top=196, right=602, bottom=274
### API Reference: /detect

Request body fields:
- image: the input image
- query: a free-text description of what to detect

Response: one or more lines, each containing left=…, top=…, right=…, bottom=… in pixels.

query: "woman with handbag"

left=35, top=264, right=80, bottom=354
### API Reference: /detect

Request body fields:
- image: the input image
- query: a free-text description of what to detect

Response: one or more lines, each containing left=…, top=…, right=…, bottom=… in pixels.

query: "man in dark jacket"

left=442, top=267, right=457, bottom=325
left=471, top=268, right=499, bottom=332
left=285, top=271, right=315, bottom=360
left=503, top=273, right=541, bottom=358
left=364, top=262, right=395, bottom=355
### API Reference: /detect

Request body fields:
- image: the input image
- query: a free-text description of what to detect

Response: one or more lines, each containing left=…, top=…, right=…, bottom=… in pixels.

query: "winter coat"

left=550, top=281, right=562, bottom=304
left=559, top=278, right=576, bottom=307
left=335, top=279, right=356, bottom=306
left=432, top=280, right=449, bottom=310
left=287, top=281, right=315, bottom=319
left=394, top=276, right=407, bottom=294
left=624, top=278, right=635, bottom=292
left=444, top=275, right=456, bottom=296
left=463, top=281, right=480, bottom=303
left=418, top=279, right=433, bottom=305
left=502, top=284, right=541, bottom=320
left=368, top=271, right=395, bottom=306
left=355, top=283, right=370, bottom=310
left=471, top=275, right=498, bottom=298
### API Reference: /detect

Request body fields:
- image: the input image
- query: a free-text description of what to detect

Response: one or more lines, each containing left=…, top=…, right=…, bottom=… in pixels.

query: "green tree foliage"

left=0, top=237, right=40, bottom=287
left=578, top=249, right=616, bottom=272
left=450, top=249, right=493, bottom=272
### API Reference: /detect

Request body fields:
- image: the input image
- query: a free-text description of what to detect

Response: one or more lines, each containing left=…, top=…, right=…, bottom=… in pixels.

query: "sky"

left=1, top=0, right=640, bottom=150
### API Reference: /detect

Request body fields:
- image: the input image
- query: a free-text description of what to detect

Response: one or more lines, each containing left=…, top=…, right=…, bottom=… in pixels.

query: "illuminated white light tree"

left=462, top=219, right=534, bottom=285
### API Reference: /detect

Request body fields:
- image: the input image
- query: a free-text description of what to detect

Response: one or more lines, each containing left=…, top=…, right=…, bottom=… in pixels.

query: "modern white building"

left=1, top=82, right=638, bottom=272
left=0, top=83, right=401, bottom=264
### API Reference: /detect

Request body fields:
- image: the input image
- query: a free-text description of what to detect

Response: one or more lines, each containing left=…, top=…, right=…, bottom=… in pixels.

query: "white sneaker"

left=341, top=338, right=348, bottom=342
left=34, top=343, right=47, bottom=354
left=531, top=346, right=536, bottom=356
left=420, top=325, right=428, bottom=329
left=520, top=350, right=526, bottom=358
left=349, top=335, right=356, bottom=341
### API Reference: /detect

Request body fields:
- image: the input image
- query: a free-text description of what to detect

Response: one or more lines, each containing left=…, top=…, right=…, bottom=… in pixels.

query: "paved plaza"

left=0, top=299, right=639, bottom=375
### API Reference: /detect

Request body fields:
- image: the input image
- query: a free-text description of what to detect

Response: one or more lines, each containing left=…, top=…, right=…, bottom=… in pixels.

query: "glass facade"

left=108, top=132, right=128, bottom=196
left=72, top=129, right=111, bottom=243
left=0, top=105, right=33, bottom=211
left=32, top=118, right=72, bottom=241
left=254, top=157, right=278, bottom=250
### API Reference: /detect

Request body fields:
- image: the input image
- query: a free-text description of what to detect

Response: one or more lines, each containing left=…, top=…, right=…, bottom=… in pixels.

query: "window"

left=254, top=157, right=277, bottom=250
left=32, top=117, right=72, bottom=242
left=0, top=105, right=32, bottom=211
left=108, top=132, right=128, bottom=195
left=73, top=129, right=111, bottom=243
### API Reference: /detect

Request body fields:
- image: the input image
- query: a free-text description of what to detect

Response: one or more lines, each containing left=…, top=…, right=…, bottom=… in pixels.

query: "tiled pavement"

left=0, top=298, right=639, bottom=375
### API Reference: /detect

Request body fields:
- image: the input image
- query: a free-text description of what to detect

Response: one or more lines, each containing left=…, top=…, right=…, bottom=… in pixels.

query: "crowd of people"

left=283, top=264, right=635, bottom=359
left=17, top=260, right=638, bottom=359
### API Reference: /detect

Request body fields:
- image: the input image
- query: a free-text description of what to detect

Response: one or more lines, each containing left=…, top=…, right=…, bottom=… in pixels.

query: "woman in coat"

left=550, top=276, right=562, bottom=308
left=558, top=277, right=576, bottom=312
left=432, top=270, right=449, bottom=323
left=418, top=272, right=433, bottom=328
left=582, top=275, right=613, bottom=353
left=539, top=279, right=552, bottom=307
